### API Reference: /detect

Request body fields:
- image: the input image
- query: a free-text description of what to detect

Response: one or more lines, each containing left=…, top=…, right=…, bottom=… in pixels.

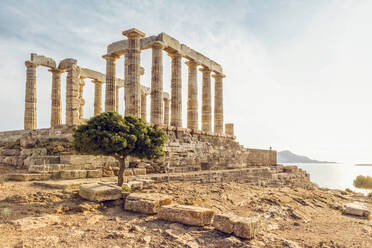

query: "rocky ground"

left=1, top=164, right=372, bottom=248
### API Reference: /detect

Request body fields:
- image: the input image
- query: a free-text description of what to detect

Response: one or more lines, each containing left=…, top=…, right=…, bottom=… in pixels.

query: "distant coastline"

left=355, top=164, right=372, bottom=167
left=277, top=150, right=336, bottom=164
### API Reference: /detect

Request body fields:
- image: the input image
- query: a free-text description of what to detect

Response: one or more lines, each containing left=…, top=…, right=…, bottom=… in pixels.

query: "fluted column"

left=200, top=67, right=212, bottom=132
left=103, top=54, right=119, bottom=112
left=169, top=52, right=182, bottom=127
left=141, top=91, right=147, bottom=121
left=79, top=79, right=85, bottom=120
left=115, top=85, right=119, bottom=112
left=93, top=80, right=103, bottom=116
left=122, top=28, right=145, bottom=117
left=66, top=64, right=80, bottom=126
left=185, top=60, right=198, bottom=130
left=150, top=41, right=164, bottom=124
left=49, top=68, right=62, bottom=128
left=24, top=61, right=37, bottom=130
left=213, top=73, right=225, bottom=134
left=163, top=97, right=170, bottom=125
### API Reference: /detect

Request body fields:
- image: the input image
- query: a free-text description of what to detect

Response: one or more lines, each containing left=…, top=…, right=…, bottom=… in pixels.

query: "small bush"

left=121, top=184, right=131, bottom=192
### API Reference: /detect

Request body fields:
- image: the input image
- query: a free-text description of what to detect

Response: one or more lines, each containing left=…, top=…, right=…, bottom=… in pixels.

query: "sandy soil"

left=1, top=164, right=372, bottom=248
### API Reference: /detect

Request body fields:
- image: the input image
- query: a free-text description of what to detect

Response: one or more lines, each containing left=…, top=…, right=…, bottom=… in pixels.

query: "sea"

left=285, top=163, right=372, bottom=193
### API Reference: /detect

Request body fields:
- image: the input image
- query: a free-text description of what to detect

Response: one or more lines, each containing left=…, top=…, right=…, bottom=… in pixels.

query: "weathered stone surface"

left=233, top=216, right=261, bottom=239
left=79, top=183, right=122, bottom=202
left=212, top=213, right=236, bottom=234
left=124, top=193, right=172, bottom=214
left=59, top=170, right=87, bottom=180
left=87, top=169, right=102, bottom=178
left=343, top=202, right=371, bottom=217
left=158, top=205, right=214, bottom=226
left=12, top=214, right=60, bottom=231
left=8, top=173, right=51, bottom=181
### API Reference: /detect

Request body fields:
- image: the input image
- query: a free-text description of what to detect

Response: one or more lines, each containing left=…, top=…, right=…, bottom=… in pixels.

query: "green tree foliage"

left=73, top=112, right=167, bottom=186
left=353, top=175, right=372, bottom=192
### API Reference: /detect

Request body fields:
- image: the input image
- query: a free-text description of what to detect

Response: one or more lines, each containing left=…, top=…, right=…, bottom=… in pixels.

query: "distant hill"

left=277, top=150, right=336, bottom=164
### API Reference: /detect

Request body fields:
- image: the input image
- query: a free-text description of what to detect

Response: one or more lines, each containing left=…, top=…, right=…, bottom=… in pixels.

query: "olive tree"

left=73, top=112, right=167, bottom=186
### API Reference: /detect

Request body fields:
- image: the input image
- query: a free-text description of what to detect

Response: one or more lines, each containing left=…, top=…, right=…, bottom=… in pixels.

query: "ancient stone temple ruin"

left=0, top=28, right=309, bottom=185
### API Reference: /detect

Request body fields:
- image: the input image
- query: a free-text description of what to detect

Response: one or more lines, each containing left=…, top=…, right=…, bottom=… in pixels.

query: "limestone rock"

left=233, top=216, right=261, bottom=239
left=12, top=214, right=60, bottom=231
left=212, top=213, right=236, bottom=234
left=343, top=202, right=370, bottom=217
left=79, top=183, right=122, bottom=202
left=124, top=193, right=172, bottom=214
left=158, top=205, right=214, bottom=226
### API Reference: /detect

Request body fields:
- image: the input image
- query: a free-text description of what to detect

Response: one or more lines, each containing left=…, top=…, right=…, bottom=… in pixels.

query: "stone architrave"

left=103, top=54, right=119, bottom=112
left=66, top=64, right=81, bottom=126
left=141, top=90, right=147, bottom=121
left=49, top=68, right=62, bottom=127
left=213, top=73, right=225, bottom=134
left=122, top=28, right=145, bottom=117
left=93, top=80, right=103, bottom=116
left=185, top=60, right=198, bottom=130
left=163, top=97, right=170, bottom=125
left=169, top=51, right=182, bottom=127
left=24, top=61, right=37, bottom=130
left=200, top=67, right=212, bottom=132
left=78, top=78, right=85, bottom=120
left=150, top=41, right=164, bottom=125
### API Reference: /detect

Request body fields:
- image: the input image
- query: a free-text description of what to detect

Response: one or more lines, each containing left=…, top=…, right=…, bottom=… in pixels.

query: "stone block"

left=124, top=169, right=133, bottom=176
left=59, top=170, right=87, bottom=180
left=124, top=193, right=172, bottom=214
left=233, top=216, right=261, bottom=239
left=79, top=183, right=122, bottom=202
left=343, top=202, right=371, bottom=217
left=158, top=205, right=214, bottom=226
left=87, top=169, right=102, bottom=178
left=283, top=166, right=298, bottom=173
left=8, top=173, right=50, bottom=181
left=127, top=181, right=143, bottom=190
left=212, top=213, right=236, bottom=234
left=133, top=168, right=146, bottom=175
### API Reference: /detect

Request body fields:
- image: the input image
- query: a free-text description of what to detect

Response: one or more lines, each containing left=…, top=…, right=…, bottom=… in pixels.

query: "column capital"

left=25, top=61, right=37, bottom=68
left=92, top=79, right=103, bottom=85
left=212, top=72, right=226, bottom=79
left=168, top=51, right=182, bottom=59
left=185, top=60, right=198, bottom=67
left=122, top=28, right=145, bottom=38
left=199, top=66, right=212, bottom=73
left=48, top=68, right=63, bottom=74
left=102, top=53, right=120, bottom=61
left=152, top=41, right=165, bottom=49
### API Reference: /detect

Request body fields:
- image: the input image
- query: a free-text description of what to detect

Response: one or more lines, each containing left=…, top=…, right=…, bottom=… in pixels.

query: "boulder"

left=343, top=202, right=370, bottom=217
left=79, top=183, right=122, bottom=202
left=158, top=205, right=214, bottom=226
left=124, top=193, right=172, bottom=214
left=233, top=216, right=261, bottom=239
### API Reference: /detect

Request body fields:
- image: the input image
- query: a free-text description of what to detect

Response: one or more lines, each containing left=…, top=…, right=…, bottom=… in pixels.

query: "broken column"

left=103, top=53, right=119, bottom=112
left=185, top=60, right=198, bottom=130
left=93, top=80, right=103, bottom=116
left=169, top=51, right=182, bottom=127
left=200, top=67, right=212, bottom=132
left=49, top=68, right=62, bottom=128
left=150, top=41, right=164, bottom=125
left=164, top=97, right=170, bottom=125
left=213, top=73, right=225, bottom=134
left=122, top=28, right=145, bottom=117
left=24, top=61, right=37, bottom=130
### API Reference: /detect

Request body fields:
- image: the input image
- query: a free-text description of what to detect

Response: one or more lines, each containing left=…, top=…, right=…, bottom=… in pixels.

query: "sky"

left=0, top=0, right=371, bottom=163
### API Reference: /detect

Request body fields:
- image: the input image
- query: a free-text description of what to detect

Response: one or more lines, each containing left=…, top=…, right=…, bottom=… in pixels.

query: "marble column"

left=225, top=123, right=234, bottom=136
left=93, top=80, right=103, bottom=116
left=169, top=51, right=182, bottom=127
left=200, top=67, right=212, bottom=132
left=103, top=54, right=119, bottom=112
left=49, top=68, right=62, bottom=128
left=115, top=85, right=119, bottom=112
left=163, top=97, right=170, bottom=125
left=24, top=61, right=37, bottom=130
left=79, top=78, right=85, bottom=120
left=150, top=41, right=164, bottom=125
left=66, top=64, right=80, bottom=126
left=213, top=73, right=225, bottom=134
left=141, top=90, right=147, bottom=121
left=122, top=28, right=145, bottom=117
left=185, top=60, right=198, bottom=130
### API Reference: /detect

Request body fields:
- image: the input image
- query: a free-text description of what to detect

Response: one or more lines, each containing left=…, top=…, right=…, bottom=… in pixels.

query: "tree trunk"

left=117, top=157, right=126, bottom=186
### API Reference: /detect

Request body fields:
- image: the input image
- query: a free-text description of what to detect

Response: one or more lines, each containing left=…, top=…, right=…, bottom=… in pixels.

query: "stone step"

left=0, top=155, right=26, bottom=167
left=0, top=148, right=21, bottom=156
left=57, top=169, right=102, bottom=180
left=28, top=156, right=61, bottom=165
left=28, top=163, right=76, bottom=173
left=8, top=173, right=51, bottom=181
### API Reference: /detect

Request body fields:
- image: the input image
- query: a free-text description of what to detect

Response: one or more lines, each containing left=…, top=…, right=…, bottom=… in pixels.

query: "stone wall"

left=0, top=126, right=277, bottom=174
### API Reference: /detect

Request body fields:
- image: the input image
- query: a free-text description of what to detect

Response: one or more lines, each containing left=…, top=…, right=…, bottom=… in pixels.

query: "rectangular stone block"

left=233, top=216, right=261, bottom=239
left=158, top=205, right=214, bottom=226
left=133, top=168, right=146, bottom=175
left=124, top=193, right=172, bottom=214
left=79, top=183, right=122, bottom=202
left=87, top=169, right=102, bottom=178
left=59, top=170, right=87, bottom=180
left=212, top=213, right=236, bottom=234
